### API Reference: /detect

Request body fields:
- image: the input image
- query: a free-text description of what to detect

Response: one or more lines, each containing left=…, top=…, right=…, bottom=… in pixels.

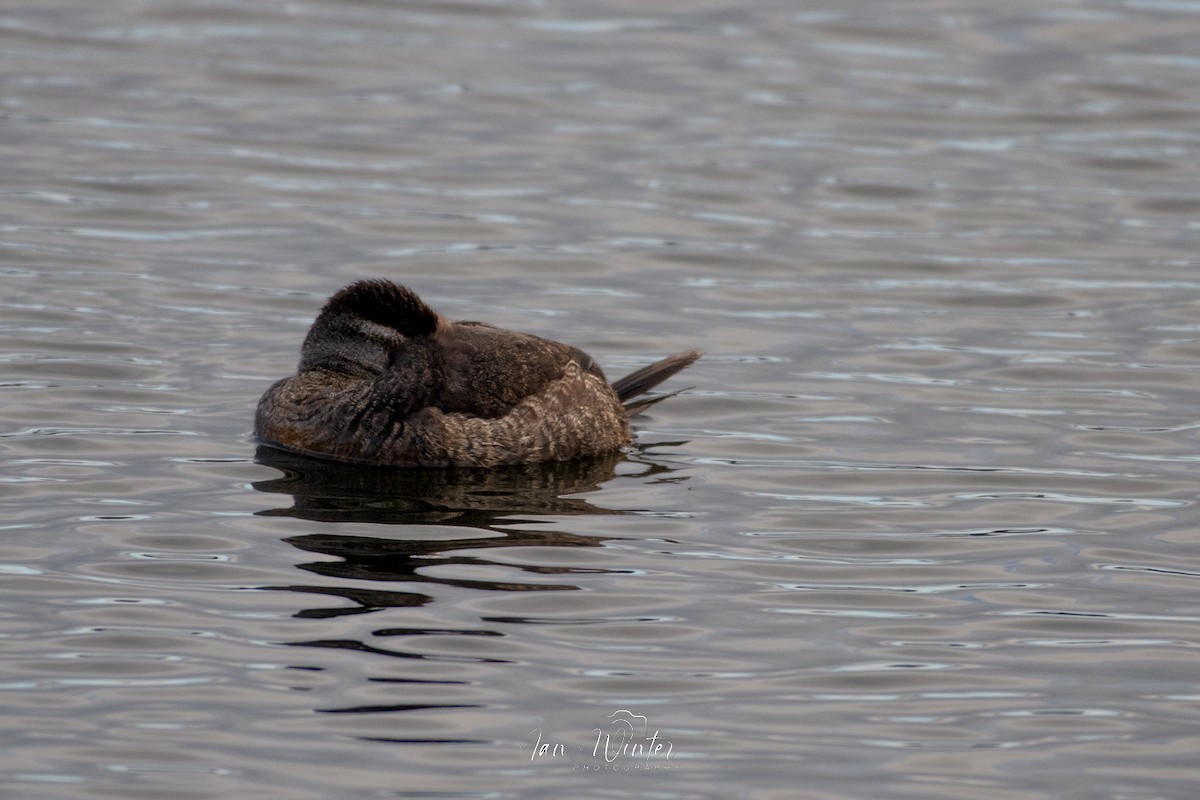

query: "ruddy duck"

left=254, top=280, right=700, bottom=467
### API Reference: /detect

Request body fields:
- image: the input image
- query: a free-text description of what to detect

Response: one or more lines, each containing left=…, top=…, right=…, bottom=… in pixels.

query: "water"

left=4, top=1, right=1200, bottom=797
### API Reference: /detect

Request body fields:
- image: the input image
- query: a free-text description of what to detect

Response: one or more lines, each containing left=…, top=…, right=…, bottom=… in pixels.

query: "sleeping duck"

left=254, top=279, right=700, bottom=467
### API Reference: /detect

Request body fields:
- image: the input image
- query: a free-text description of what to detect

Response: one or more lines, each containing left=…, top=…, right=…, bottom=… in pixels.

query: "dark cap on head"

left=319, top=279, right=439, bottom=338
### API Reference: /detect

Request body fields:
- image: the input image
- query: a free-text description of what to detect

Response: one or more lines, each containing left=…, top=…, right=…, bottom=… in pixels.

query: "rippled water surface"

left=5, top=1, right=1200, bottom=797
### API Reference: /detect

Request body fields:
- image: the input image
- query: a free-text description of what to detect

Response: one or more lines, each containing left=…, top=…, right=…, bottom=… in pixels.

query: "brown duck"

left=254, top=280, right=700, bottom=467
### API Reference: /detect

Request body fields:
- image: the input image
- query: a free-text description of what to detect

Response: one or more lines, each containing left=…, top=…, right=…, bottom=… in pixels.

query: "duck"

left=254, top=279, right=700, bottom=467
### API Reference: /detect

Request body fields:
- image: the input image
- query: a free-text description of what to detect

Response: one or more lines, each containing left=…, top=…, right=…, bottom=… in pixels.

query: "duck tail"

left=611, top=349, right=702, bottom=417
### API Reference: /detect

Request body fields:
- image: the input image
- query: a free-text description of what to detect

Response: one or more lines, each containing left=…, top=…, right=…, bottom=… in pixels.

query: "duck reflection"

left=253, top=444, right=631, bottom=525
left=252, top=444, right=682, bottom=619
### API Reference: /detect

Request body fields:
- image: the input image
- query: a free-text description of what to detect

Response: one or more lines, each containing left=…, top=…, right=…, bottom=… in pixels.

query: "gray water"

left=4, top=1, right=1200, bottom=798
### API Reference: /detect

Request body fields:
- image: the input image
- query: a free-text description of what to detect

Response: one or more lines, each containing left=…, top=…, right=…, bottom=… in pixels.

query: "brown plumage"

left=254, top=280, right=701, bottom=467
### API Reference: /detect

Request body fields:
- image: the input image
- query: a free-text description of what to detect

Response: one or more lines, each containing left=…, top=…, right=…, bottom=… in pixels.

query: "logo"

left=522, top=709, right=676, bottom=771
